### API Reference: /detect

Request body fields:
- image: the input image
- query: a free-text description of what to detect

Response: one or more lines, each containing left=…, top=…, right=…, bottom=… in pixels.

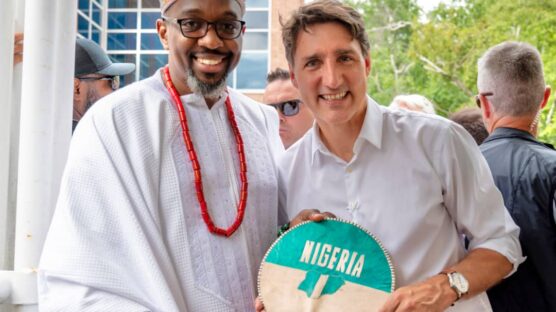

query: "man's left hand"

left=379, top=274, right=456, bottom=312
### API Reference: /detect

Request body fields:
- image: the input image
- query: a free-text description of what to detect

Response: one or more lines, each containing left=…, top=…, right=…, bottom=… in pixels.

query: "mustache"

left=190, top=48, right=232, bottom=57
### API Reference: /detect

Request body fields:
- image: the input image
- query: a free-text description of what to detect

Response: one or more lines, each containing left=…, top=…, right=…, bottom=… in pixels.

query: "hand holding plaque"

left=258, top=219, right=395, bottom=312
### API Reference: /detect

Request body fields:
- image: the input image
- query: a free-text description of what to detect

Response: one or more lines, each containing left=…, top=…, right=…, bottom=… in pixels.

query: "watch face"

left=451, top=273, right=469, bottom=293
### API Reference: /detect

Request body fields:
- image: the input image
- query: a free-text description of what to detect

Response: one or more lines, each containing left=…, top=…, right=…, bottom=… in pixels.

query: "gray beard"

left=186, top=69, right=228, bottom=101
left=85, top=88, right=101, bottom=113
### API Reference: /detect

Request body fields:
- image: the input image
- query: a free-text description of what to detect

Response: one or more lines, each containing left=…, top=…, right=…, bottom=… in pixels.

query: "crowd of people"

left=8, top=0, right=552, bottom=311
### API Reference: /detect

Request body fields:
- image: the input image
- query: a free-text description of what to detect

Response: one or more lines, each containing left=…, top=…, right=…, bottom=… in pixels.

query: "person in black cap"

left=73, top=38, right=135, bottom=131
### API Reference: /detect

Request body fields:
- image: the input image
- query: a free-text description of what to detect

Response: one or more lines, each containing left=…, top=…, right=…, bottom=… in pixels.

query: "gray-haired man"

left=478, top=41, right=556, bottom=311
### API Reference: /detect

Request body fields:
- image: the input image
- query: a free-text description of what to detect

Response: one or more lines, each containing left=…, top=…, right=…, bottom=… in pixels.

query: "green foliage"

left=539, top=100, right=556, bottom=145
left=352, top=0, right=556, bottom=143
left=346, top=0, right=420, bottom=105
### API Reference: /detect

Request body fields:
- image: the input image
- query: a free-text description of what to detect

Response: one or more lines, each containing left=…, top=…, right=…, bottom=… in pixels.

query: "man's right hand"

left=289, top=209, right=336, bottom=228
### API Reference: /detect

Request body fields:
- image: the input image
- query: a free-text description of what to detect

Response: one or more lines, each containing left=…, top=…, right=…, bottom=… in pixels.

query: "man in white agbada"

left=38, top=0, right=283, bottom=311
left=260, top=1, right=524, bottom=311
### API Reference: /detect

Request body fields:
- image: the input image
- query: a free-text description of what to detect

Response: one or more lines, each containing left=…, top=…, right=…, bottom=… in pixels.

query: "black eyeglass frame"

left=161, top=16, right=246, bottom=40
left=269, top=99, right=302, bottom=117
left=475, top=92, right=494, bottom=108
left=78, top=76, right=120, bottom=91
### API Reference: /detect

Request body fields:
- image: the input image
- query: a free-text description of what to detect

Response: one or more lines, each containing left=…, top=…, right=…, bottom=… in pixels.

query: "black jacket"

left=480, top=127, right=556, bottom=312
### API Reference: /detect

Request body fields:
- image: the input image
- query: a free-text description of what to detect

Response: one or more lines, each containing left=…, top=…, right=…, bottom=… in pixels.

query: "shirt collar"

left=310, top=96, right=384, bottom=164
left=482, top=127, right=556, bottom=150
left=358, top=96, right=383, bottom=149
left=483, top=127, right=536, bottom=144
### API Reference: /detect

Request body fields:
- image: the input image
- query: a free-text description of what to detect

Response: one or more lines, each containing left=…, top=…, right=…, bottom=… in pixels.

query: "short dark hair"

left=266, top=68, right=290, bottom=84
left=449, top=108, right=489, bottom=145
left=281, top=0, right=370, bottom=65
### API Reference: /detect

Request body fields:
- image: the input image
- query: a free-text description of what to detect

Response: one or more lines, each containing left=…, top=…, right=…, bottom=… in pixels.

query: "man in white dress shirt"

left=276, top=1, right=524, bottom=311
left=38, top=0, right=283, bottom=311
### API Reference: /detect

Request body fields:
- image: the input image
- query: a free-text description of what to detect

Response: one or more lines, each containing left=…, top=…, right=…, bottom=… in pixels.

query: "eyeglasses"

left=78, top=75, right=120, bottom=91
left=161, top=16, right=246, bottom=40
left=269, top=99, right=301, bottom=117
left=475, top=92, right=493, bottom=108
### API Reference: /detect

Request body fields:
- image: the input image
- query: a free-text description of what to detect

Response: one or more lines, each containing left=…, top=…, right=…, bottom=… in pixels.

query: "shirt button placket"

left=345, top=165, right=359, bottom=220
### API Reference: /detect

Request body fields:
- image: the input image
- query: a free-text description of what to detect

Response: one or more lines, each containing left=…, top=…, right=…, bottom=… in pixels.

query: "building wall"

left=270, top=0, right=304, bottom=72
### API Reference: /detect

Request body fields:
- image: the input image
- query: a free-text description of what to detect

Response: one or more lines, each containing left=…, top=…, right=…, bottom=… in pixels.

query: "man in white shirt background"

left=263, top=67, right=314, bottom=149
left=274, top=0, right=524, bottom=311
left=38, top=0, right=283, bottom=311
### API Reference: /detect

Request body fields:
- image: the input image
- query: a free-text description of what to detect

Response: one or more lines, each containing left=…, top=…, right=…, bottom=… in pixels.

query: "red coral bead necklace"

left=162, top=66, right=247, bottom=237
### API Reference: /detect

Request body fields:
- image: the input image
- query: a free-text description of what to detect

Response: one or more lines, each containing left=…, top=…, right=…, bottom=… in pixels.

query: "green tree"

left=346, top=0, right=420, bottom=105
left=344, top=0, right=556, bottom=143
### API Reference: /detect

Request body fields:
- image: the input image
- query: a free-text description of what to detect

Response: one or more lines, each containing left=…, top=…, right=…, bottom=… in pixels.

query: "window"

left=227, top=0, right=269, bottom=92
left=243, top=32, right=268, bottom=50
left=248, top=0, right=269, bottom=9
left=108, top=0, right=137, bottom=8
left=91, top=25, right=102, bottom=44
left=141, top=33, right=163, bottom=50
left=110, top=54, right=137, bottom=86
left=236, top=52, right=267, bottom=90
left=79, top=0, right=90, bottom=15
left=92, top=2, right=102, bottom=25
left=77, top=14, right=89, bottom=38
left=141, top=12, right=160, bottom=29
left=244, top=11, right=268, bottom=29
left=140, top=54, right=168, bottom=79
left=77, top=0, right=103, bottom=42
left=107, top=33, right=137, bottom=50
left=105, top=0, right=164, bottom=85
left=108, top=12, right=137, bottom=29
left=141, top=0, right=158, bottom=8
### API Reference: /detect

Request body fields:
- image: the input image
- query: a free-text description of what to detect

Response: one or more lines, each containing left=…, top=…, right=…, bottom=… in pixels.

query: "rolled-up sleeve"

left=438, top=123, right=525, bottom=276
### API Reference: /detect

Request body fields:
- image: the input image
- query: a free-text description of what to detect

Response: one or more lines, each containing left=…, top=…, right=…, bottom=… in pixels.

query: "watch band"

left=439, top=271, right=462, bottom=304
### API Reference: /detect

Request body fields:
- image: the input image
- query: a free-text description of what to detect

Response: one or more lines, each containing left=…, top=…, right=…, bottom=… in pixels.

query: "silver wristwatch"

left=442, top=271, right=469, bottom=300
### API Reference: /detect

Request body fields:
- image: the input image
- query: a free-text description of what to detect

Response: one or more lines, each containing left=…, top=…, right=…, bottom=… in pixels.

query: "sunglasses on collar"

left=268, top=99, right=302, bottom=117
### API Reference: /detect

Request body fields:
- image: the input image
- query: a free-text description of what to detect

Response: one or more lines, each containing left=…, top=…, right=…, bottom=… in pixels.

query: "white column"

left=0, top=1, right=26, bottom=309
left=6, top=0, right=77, bottom=310
left=0, top=0, right=17, bottom=274
left=0, top=0, right=18, bottom=311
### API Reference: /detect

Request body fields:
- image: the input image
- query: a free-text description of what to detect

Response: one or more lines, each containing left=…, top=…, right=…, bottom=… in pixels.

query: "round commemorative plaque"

left=258, top=219, right=395, bottom=312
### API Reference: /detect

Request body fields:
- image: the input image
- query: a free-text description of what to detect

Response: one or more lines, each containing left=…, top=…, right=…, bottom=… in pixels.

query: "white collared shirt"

left=278, top=97, right=524, bottom=311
